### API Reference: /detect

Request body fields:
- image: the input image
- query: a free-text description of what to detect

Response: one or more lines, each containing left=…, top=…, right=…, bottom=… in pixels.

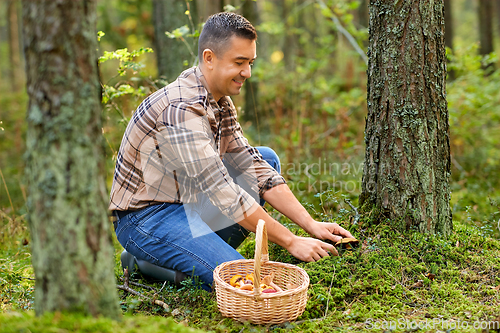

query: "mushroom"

left=262, top=272, right=283, bottom=292
left=245, top=274, right=254, bottom=284
left=230, top=274, right=243, bottom=287
left=260, top=283, right=271, bottom=290
left=239, top=283, right=253, bottom=291
left=262, top=288, right=277, bottom=293
left=335, top=237, right=360, bottom=250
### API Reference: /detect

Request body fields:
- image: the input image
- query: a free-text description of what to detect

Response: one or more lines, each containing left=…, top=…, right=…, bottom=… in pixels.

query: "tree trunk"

left=360, top=0, right=452, bottom=235
left=7, top=0, right=22, bottom=92
left=241, top=0, right=260, bottom=123
left=153, top=0, right=198, bottom=83
left=477, top=0, right=494, bottom=72
left=197, top=0, right=223, bottom=20
left=22, top=0, right=120, bottom=317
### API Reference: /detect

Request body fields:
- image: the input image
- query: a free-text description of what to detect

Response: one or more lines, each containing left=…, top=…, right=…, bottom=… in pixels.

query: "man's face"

left=204, top=36, right=256, bottom=101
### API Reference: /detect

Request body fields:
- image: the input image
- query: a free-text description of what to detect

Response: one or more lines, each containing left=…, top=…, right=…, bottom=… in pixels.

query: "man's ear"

left=202, top=49, right=216, bottom=69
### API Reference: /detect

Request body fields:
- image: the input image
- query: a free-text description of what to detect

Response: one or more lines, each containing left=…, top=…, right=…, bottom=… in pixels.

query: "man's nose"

left=241, top=64, right=252, bottom=78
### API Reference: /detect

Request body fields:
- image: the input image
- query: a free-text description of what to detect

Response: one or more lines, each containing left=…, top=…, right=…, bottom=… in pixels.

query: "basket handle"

left=253, top=219, right=269, bottom=299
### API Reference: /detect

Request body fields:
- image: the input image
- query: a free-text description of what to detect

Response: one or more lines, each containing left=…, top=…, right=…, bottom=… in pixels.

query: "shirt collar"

left=194, top=66, right=229, bottom=114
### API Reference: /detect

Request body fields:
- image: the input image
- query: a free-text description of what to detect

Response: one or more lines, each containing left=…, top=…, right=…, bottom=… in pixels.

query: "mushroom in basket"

left=228, top=272, right=282, bottom=293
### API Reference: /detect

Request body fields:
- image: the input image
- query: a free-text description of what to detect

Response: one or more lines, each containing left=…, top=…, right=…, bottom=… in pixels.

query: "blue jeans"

left=114, top=147, right=281, bottom=290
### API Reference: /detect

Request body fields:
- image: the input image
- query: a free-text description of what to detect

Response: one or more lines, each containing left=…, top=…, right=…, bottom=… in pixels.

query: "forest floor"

left=1, top=206, right=499, bottom=333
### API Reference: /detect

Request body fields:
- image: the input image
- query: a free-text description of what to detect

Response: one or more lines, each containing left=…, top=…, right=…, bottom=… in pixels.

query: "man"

left=110, top=12, right=353, bottom=290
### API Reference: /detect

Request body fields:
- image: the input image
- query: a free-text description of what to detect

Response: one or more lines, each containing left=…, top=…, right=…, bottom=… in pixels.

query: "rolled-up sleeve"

left=223, top=120, right=286, bottom=198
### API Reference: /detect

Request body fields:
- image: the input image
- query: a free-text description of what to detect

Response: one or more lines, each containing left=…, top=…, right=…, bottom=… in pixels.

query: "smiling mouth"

left=233, top=79, right=244, bottom=85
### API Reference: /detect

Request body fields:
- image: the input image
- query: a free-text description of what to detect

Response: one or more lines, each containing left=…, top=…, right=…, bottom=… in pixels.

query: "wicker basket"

left=213, top=219, right=309, bottom=325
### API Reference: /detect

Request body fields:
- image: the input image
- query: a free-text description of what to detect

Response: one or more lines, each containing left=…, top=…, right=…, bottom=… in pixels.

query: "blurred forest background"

left=0, top=0, right=499, bottom=238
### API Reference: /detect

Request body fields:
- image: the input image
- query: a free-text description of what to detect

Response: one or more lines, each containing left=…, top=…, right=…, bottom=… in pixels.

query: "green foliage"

left=0, top=212, right=33, bottom=312
left=0, top=92, right=28, bottom=211
left=97, top=31, right=105, bottom=42
left=164, top=10, right=201, bottom=68
left=446, top=42, right=500, bottom=237
left=99, top=47, right=154, bottom=77
left=166, top=25, right=191, bottom=39
left=96, top=0, right=153, bottom=50
left=98, top=33, right=160, bottom=150
left=102, top=84, right=148, bottom=105
left=248, top=0, right=368, bottom=175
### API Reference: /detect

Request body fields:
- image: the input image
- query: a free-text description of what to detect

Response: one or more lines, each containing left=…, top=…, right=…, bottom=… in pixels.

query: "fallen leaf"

left=171, top=308, right=181, bottom=316
left=52, top=311, right=62, bottom=323
left=425, top=273, right=436, bottom=281
left=410, top=280, right=424, bottom=289
left=343, top=309, right=351, bottom=316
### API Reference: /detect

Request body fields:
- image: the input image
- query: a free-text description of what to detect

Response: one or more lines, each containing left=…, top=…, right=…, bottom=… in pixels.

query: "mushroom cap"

left=335, top=237, right=360, bottom=249
left=262, top=288, right=277, bottom=293
left=229, top=274, right=243, bottom=287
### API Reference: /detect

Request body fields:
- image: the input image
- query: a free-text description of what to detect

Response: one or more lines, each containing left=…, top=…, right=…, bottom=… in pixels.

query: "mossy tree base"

left=360, top=0, right=452, bottom=235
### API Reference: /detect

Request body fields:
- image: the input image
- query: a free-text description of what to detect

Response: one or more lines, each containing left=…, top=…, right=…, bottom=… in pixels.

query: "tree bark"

left=477, top=0, right=494, bottom=72
left=22, top=0, right=120, bottom=317
left=7, top=0, right=22, bottom=92
left=153, top=0, right=198, bottom=83
left=360, top=0, right=452, bottom=235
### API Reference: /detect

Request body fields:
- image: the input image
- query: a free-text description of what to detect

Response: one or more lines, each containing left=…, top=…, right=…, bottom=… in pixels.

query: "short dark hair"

left=198, top=12, right=257, bottom=62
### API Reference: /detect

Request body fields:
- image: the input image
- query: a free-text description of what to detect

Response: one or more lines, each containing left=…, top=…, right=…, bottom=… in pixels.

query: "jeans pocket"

left=133, top=203, right=165, bottom=224
left=125, top=237, right=159, bottom=265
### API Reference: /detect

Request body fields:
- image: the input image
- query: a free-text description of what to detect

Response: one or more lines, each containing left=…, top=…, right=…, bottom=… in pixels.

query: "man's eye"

left=236, top=62, right=243, bottom=66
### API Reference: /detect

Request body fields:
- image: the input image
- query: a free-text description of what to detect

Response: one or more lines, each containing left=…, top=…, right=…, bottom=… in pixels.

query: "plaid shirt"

left=109, top=67, right=286, bottom=222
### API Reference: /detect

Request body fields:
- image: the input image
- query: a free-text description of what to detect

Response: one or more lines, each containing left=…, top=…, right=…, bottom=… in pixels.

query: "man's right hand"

left=239, top=203, right=339, bottom=263
left=286, top=235, right=338, bottom=262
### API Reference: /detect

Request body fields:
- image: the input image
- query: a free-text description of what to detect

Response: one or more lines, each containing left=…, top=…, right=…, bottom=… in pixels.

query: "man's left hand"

left=307, top=221, right=354, bottom=244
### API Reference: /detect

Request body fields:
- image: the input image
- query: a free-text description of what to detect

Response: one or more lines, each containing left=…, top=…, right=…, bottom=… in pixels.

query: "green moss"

left=0, top=311, right=205, bottom=333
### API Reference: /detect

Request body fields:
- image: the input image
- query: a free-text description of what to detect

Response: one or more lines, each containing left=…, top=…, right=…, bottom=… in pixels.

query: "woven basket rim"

left=213, top=258, right=309, bottom=298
